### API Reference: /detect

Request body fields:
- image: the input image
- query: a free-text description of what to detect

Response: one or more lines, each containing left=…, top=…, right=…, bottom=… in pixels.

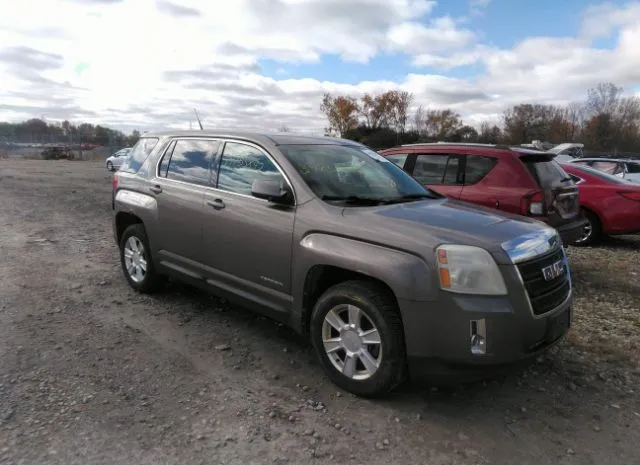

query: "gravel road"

left=1, top=159, right=640, bottom=465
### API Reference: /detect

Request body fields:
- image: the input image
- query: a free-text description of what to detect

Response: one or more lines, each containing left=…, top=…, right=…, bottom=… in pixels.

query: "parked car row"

left=111, top=131, right=575, bottom=397
left=379, top=143, right=588, bottom=245
left=377, top=143, right=640, bottom=246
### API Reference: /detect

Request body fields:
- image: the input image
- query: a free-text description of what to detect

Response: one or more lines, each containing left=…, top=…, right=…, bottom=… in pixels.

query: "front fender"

left=291, top=233, right=437, bottom=331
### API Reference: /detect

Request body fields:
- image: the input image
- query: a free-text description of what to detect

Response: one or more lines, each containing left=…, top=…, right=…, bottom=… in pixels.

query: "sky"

left=0, top=0, right=639, bottom=135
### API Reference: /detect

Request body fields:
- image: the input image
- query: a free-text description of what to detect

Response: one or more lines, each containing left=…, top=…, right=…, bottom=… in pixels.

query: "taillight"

left=520, top=191, right=545, bottom=216
left=618, top=190, right=640, bottom=201
left=112, top=172, right=118, bottom=192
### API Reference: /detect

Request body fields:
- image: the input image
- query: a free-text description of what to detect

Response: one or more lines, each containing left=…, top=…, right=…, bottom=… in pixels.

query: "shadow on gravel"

left=598, top=235, right=640, bottom=251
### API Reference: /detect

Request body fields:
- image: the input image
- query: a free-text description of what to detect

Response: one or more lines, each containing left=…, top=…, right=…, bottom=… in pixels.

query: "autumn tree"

left=477, top=121, right=503, bottom=144
left=320, top=93, right=359, bottom=137
left=359, top=92, right=395, bottom=130
left=503, top=104, right=570, bottom=144
left=423, top=109, right=463, bottom=140
left=388, top=90, right=414, bottom=135
left=581, top=82, right=640, bottom=152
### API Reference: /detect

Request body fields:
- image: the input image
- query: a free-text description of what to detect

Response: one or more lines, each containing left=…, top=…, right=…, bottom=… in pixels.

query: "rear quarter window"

left=120, top=137, right=160, bottom=174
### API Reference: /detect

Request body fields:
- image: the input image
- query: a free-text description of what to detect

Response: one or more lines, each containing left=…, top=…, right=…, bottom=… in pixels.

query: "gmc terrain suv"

left=112, top=131, right=573, bottom=397
left=379, top=143, right=588, bottom=245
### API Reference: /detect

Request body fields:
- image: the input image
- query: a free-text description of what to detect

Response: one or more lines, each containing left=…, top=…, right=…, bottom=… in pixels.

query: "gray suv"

left=112, top=131, right=573, bottom=397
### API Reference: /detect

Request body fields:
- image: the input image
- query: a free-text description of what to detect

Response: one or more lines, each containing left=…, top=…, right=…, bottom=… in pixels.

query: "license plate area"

left=545, top=307, right=571, bottom=343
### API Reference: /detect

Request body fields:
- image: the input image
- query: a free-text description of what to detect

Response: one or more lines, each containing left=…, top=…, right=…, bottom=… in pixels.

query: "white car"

left=105, top=148, right=132, bottom=171
left=568, top=157, right=640, bottom=184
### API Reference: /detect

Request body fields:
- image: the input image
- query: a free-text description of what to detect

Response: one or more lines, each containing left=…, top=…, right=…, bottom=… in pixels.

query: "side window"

left=162, top=139, right=220, bottom=186
left=385, top=154, right=408, bottom=169
left=217, top=141, right=284, bottom=196
left=413, top=154, right=460, bottom=185
left=464, top=156, right=497, bottom=185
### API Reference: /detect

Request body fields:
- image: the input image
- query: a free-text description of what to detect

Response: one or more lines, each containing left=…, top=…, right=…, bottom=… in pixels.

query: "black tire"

left=107, top=161, right=114, bottom=171
left=119, top=223, right=162, bottom=293
left=573, top=209, right=602, bottom=246
left=310, top=280, right=407, bottom=397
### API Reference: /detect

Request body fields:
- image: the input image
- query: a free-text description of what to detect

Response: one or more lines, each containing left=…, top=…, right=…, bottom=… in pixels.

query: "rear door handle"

left=149, top=185, right=162, bottom=194
left=207, top=199, right=225, bottom=210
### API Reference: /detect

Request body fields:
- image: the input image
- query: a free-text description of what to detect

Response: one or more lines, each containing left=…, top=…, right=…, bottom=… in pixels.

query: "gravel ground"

left=1, top=159, right=640, bottom=465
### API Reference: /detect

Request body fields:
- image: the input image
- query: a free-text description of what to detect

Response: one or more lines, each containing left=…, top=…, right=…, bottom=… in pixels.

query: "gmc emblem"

left=542, top=260, right=565, bottom=281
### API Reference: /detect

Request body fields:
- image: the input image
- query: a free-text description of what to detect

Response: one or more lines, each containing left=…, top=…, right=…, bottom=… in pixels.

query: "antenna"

left=193, top=108, right=203, bottom=130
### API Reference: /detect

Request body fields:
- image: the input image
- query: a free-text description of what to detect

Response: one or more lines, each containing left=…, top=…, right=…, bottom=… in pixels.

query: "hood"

left=340, top=197, right=555, bottom=264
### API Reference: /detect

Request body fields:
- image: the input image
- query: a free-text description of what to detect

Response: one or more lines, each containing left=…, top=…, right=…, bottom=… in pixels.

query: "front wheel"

left=310, top=280, right=407, bottom=397
left=119, top=224, right=162, bottom=293
left=107, top=161, right=113, bottom=171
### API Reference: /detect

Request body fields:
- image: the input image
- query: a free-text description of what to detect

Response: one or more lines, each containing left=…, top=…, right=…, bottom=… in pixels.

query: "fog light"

left=470, top=319, right=487, bottom=355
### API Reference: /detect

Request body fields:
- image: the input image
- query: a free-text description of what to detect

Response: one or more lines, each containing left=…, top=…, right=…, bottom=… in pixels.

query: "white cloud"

left=0, top=0, right=639, bottom=135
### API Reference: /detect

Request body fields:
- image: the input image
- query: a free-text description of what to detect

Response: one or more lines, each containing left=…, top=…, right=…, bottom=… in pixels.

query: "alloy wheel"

left=123, top=236, right=148, bottom=283
left=321, top=304, right=382, bottom=380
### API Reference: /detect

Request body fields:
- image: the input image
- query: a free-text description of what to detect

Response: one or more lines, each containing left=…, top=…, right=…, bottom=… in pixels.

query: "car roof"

left=140, top=130, right=363, bottom=147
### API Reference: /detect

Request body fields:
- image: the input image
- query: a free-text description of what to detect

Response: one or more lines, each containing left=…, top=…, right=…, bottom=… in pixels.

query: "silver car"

left=105, top=148, right=132, bottom=171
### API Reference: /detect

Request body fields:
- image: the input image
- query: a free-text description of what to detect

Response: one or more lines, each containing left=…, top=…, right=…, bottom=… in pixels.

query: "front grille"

left=517, top=247, right=570, bottom=316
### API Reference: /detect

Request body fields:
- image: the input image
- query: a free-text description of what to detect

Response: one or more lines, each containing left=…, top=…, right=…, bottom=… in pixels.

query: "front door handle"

left=149, top=185, right=162, bottom=194
left=207, top=199, right=225, bottom=210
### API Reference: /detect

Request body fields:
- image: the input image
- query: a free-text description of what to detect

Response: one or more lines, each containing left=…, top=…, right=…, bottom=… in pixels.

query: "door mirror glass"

left=251, top=179, right=291, bottom=203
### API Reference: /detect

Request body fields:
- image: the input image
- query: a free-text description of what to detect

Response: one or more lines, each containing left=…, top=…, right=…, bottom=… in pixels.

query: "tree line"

left=320, top=82, right=640, bottom=153
left=0, top=119, right=140, bottom=148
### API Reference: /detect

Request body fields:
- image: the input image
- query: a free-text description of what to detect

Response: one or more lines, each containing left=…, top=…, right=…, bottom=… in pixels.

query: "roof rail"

left=399, top=142, right=514, bottom=149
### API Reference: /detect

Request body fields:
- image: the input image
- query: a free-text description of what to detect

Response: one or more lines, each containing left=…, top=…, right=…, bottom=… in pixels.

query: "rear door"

left=406, top=153, right=463, bottom=198
left=519, top=154, right=580, bottom=225
left=458, top=154, right=501, bottom=210
left=153, top=138, right=221, bottom=268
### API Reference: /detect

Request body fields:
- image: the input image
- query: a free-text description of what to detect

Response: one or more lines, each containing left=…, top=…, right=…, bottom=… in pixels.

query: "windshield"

left=278, top=143, right=437, bottom=203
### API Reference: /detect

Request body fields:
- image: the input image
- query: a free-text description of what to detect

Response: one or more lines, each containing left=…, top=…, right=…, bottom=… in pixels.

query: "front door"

left=202, top=140, right=295, bottom=315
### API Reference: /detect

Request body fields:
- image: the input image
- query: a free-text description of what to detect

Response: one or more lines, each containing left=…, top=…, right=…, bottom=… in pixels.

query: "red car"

left=379, top=143, right=588, bottom=245
left=560, top=163, right=640, bottom=245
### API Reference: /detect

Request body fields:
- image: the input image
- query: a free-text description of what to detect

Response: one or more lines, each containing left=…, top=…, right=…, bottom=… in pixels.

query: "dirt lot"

left=1, top=159, right=640, bottom=465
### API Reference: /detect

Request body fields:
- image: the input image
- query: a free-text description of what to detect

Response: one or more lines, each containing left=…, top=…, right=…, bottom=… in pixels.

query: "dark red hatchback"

left=379, top=143, right=588, bottom=245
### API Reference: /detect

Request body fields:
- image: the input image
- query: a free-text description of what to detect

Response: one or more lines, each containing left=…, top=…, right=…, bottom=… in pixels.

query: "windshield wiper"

left=384, top=193, right=441, bottom=203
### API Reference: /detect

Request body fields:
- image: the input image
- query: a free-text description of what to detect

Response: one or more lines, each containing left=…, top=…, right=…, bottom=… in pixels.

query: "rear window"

left=121, top=137, right=159, bottom=173
left=520, top=155, right=570, bottom=188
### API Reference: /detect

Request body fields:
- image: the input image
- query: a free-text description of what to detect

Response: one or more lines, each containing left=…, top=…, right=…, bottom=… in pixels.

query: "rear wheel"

left=119, top=224, right=162, bottom=293
left=573, top=209, right=601, bottom=246
left=310, top=280, right=406, bottom=397
left=107, top=161, right=113, bottom=171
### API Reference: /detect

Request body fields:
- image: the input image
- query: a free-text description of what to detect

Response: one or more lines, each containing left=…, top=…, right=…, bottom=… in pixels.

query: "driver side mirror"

left=251, top=179, right=292, bottom=204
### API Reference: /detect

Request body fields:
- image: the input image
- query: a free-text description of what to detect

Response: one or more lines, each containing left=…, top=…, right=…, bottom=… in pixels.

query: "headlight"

left=436, top=244, right=507, bottom=295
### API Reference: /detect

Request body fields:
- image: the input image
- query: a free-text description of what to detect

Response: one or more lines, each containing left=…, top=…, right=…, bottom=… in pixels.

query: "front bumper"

left=399, top=260, right=572, bottom=385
